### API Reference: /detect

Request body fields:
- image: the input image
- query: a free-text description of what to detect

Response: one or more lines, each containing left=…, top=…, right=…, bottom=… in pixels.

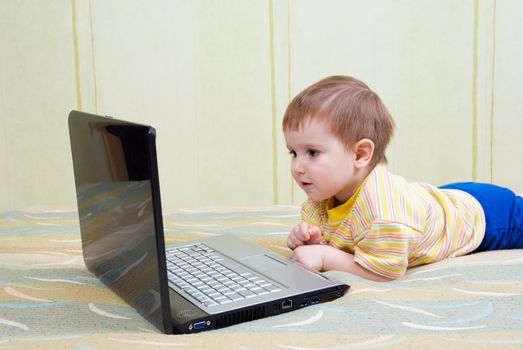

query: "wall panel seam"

left=269, top=0, right=279, bottom=205
left=71, top=0, right=82, bottom=111
left=88, top=0, right=98, bottom=114
left=489, top=0, right=497, bottom=183
left=472, top=0, right=478, bottom=181
left=287, top=0, right=294, bottom=204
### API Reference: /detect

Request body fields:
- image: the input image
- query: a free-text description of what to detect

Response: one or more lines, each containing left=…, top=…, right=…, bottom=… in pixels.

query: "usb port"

left=299, top=299, right=310, bottom=307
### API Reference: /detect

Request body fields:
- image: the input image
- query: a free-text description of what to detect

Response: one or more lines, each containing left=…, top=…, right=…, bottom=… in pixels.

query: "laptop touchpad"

left=241, top=254, right=288, bottom=271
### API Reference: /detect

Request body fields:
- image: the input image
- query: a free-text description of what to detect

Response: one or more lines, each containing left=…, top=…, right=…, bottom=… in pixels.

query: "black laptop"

left=68, top=110, right=349, bottom=334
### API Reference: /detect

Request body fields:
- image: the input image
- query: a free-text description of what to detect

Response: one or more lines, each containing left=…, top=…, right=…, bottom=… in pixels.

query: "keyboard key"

left=263, top=285, right=281, bottom=293
left=200, top=287, right=214, bottom=294
left=203, top=300, right=218, bottom=307
left=193, top=281, right=205, bottom=288
left=224, top=292, right=244, bottom=301
left=217, top=287, right=231, bottom=293
left=214, top=296, right=230, bottom=304
left=237, top=290, right=256, bottom=298
left=176, top=282, right=190, bottom=289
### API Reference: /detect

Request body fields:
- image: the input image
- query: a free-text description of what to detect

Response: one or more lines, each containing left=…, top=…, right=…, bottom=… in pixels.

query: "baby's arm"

left=292, top=245, right=392, bottom=282
left=287, top=221, right=324, bottom=249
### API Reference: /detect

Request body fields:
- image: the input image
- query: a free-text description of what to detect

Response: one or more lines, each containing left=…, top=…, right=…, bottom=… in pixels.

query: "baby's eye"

left=307, top=149, right=320, bottom=157
left=288, top=150, right=297, bottom=158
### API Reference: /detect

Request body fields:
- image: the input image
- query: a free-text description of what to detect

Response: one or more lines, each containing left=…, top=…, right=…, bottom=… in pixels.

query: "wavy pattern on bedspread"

left=1, top=207, right=522, bottom=349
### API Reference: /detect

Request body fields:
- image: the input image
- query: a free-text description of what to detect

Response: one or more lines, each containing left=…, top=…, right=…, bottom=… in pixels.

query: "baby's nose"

left=292, top=158, right=305, bottom=174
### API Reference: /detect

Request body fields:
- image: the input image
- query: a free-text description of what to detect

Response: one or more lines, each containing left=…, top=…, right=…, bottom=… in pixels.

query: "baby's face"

left=284, top=118, right=360, bottom=203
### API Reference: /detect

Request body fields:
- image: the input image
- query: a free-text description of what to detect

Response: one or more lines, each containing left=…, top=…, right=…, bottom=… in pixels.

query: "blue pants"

left=439, top=182, right=523, bottom=252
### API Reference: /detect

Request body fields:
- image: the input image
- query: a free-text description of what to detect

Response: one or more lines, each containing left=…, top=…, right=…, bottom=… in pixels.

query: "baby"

left=283, top=75, right=523, bottom=281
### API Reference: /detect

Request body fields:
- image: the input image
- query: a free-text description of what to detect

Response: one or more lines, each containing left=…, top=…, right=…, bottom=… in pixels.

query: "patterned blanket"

left=1, top=207, right=522, bottom=349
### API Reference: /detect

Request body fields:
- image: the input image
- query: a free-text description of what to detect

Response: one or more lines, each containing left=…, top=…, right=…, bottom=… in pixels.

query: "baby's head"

left=282, top=75, right=395, bottom=168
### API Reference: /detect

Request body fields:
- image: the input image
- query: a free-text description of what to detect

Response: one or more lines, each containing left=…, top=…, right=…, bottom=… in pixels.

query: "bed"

left=1, top=206, right=522, bottom=349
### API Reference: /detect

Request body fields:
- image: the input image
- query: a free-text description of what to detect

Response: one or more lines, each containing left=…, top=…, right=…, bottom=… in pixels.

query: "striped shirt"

left=301, top=164, right=486, bottom=279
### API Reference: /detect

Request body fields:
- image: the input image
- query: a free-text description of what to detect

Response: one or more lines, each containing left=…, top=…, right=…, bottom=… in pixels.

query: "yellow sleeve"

left=353, top=221, right=420, bottom=279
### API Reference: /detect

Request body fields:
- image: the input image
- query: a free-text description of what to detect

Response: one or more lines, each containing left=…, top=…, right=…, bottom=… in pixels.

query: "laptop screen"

left=68, top=111, right=172, bottom=333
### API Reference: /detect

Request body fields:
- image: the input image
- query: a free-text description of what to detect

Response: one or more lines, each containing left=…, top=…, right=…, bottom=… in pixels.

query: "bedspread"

left=1, top=206, right=522, bottom=349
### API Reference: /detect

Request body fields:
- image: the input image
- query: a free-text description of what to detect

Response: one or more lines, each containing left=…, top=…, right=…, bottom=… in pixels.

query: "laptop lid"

left=68, top=110, right=173, bottom=333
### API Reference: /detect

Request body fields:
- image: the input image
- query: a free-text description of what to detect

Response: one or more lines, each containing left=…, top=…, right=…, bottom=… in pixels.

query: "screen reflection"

left=68, top=112, right=170, bottom=332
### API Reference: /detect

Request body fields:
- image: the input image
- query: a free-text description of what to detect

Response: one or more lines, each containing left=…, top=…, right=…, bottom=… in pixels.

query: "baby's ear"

left=353, top=139, right=374, bottom=167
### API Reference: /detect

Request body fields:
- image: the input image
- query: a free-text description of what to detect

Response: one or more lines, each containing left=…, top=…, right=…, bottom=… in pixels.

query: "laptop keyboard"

left=166, top=243, right=282, bottom=307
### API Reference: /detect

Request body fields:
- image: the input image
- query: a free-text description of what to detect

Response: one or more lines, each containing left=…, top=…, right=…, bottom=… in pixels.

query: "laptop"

left=68, top=110, right=349, bottom=334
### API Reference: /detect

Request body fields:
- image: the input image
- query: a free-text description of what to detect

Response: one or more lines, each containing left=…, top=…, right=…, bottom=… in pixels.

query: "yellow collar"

left=326, top=184, right=363, bottom=224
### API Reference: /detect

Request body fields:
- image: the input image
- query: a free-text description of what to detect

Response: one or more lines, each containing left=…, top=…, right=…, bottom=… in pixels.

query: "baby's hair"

left=282, top=75, right=395, bottom=167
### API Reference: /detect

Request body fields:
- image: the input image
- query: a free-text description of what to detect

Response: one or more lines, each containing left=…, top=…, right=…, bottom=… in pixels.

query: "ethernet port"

left=281, top=299, right=293, bottom=310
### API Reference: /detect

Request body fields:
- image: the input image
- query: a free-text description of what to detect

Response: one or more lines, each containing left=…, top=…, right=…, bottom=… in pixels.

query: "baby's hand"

left=287, top=221, right=322, bottom=250
left=291, top=245, right=326, bottom=271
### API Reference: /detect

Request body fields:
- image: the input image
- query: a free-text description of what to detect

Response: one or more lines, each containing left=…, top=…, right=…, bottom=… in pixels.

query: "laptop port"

left=192, top=321, right=207, bottom=330
left=281, top=299, right=293, bottom=310
left=310, top=297, right=321, bottom=304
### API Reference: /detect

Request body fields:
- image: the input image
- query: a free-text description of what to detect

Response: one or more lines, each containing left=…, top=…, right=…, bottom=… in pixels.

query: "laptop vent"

left=215, top=306, right=265, bottom=328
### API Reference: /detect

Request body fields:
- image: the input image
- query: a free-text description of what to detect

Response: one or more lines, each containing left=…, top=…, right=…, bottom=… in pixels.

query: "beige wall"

left=0, top=0, right=522, bottom=212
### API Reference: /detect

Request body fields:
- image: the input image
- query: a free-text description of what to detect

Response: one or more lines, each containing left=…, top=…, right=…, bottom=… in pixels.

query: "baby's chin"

left=306, top=193, right=331, bottom=202
left=298, top=184, right=332, bottom=202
